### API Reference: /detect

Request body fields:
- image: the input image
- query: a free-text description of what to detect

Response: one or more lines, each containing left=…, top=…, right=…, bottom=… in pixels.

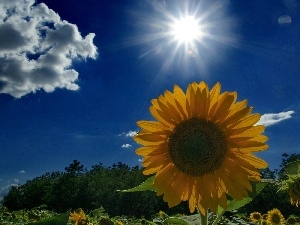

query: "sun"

left=170, top=16, right=203, bottom=45
left=127, top=1, right=236, bottom=74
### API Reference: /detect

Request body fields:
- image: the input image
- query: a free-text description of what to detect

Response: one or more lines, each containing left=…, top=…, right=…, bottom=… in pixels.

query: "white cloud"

left=19, top=170, right=26, bottom=174
left=118, top=130, right=138, bottom=137
left=126, top=130, right=138, bottom=137
left=0, top=0, right=97, bottom=98
left=13, top=178, right=19, bottom=183
left=121, top=143, right=132, bottom=148
left=257, top=110, right=295, bottom=126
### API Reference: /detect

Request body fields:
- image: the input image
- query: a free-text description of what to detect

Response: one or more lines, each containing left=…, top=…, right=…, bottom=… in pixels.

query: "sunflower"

left=289, top=179, right=300, bottom=207
left=286, top=216, right=298, bottom=225
left=250, top=212, right=263, bottom=222
left=69, top=208, right=87, bottom=225
left=267, top=209, right=284, bottom=225
left=134, top=81, right=268, bottom=215
left=159, top=210, right=166, bottom=218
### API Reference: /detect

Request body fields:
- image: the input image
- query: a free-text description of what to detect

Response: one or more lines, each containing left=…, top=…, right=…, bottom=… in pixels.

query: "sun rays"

left=127, top=1, right=237, bottom=76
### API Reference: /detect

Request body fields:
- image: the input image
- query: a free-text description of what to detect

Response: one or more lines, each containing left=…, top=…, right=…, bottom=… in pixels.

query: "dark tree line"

left=1, top=160, right=189, bottom=218
left=2, top=154, right=300, bottom=218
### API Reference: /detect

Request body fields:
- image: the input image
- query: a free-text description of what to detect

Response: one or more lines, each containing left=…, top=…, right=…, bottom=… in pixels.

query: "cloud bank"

left=0, top=0, right=97, bottom=98
left=257, top=110, right=295, bottom=126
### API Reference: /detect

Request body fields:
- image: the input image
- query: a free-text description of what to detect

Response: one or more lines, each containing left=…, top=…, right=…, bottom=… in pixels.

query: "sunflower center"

left=253, top=214, right=261, bottom=220
left=272, top=214, right=281, bottom=224
left=168, top=117, right=228, bottom=176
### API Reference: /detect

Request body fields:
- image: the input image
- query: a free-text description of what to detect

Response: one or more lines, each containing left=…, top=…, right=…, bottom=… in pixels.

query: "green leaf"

left=164, top=217, right=190, bottom=225
left=27, top=211, right=70, bottom=225
left=217, top=181, right=268, bottom=214
left=285, top=161, right=300, bottom=175
left=118, top=176, right=156, bottom=192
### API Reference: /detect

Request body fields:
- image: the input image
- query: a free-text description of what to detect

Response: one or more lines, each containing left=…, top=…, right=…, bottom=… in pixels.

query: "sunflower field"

left=1, top=153, right=300, bottom=224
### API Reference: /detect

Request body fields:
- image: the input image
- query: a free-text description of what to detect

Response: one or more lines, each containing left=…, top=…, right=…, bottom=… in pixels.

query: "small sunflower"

left=289, top=179, right=300, bottom=207
left=267, top=209, right=284, bottom=225
left=159, top=210, right=166, bottom=218
left=250, top=212, right=263, bottom=222
left=261, top=220, right=268, bottom=225
left=69, top=208, right=87, bottom=225
left=134, top=81, right=268, bottom=215
left=286, top=216, right=298, bottom=225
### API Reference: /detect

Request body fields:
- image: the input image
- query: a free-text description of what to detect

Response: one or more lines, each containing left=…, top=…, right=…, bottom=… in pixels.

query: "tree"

left=278, top=153, right=300, bottom=180
left=64, top=160, right=85, bottom=175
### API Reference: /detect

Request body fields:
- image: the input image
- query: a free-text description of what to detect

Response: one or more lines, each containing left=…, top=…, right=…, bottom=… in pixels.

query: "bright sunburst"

left=170, top=16, right=203, bottom=45
left=127, top=1, right=236, bottom=75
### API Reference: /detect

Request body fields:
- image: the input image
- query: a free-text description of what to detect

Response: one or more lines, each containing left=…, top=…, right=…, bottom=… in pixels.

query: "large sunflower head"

left=134, top=81, right=268, bottom=215
left=267, top=209, right=284, bottom=225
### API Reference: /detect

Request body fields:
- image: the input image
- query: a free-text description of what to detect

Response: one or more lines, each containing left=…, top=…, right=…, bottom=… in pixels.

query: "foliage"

left=2, top=153, right=300, bottom=220
left=0, top=205, right=58, bottom=225
left=278, top=153, right=300, bottom=180
left=1, top=161, right=189, bottom=218
left=27, top=211, right=69, bottom=225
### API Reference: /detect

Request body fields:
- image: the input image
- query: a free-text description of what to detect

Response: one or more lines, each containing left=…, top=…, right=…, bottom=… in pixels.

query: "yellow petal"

left=215, top=166, right=246, bottom=200
left=231, top=113, right=261, bottom=128
left=143, top=165, right=162, bottom=175
left=222, top=107, right=252, bottom=128
left=149, top=106, right=175, bottom=128
left=223, top=155, right=253, bottom=191
left=157, top=96, right=182, bottom=123
left=134, top=133, right=166, bottom=145
left=143, top=154, right=168, bottom=165
left=173, top=85, right=188, bottom=119
left=209, top=82, right=221, bottom=112
left=195, top=85, right=209, bottom=118
left=164, top=90, right=185, bottom=121
left=203, top=174, right=218, bottom=213
left=147, top=144, right=168, bottom=156
left=188, top=178, right=198, bottom=213
left=211, top=93, right=236, bottom=123
left=135, top=146, right=153, bottom=156
left=234, top=152, right=268, bottom=169
left=186, top=82, right=197, bottom=117
left=228, top=99, right=248, bottom=117
left=137, top=120, right=169, bottom=132
left=230, top=125, right=265, bottom=137
left=238, top=144, right=269, bottom=153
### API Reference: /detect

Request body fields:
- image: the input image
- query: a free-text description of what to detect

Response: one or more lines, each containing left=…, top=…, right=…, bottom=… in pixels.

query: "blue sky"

left=0, top=0, right=299, bottom=197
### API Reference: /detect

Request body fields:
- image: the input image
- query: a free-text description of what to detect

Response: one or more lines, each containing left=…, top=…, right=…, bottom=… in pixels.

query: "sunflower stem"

left=200, top=211, right=208, bottom=225
left=212, top=211, right=225, bottom=225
